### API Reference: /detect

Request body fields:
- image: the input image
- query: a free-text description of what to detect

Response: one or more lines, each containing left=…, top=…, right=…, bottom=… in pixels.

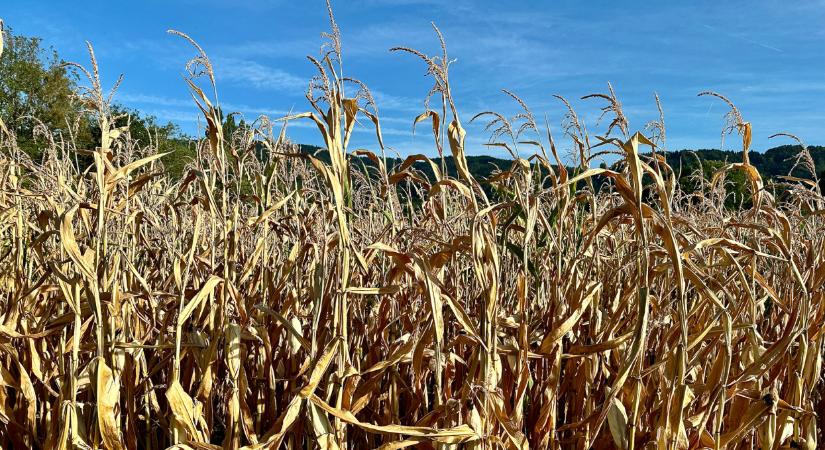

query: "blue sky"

left=4, top=0, right=825, bottom=161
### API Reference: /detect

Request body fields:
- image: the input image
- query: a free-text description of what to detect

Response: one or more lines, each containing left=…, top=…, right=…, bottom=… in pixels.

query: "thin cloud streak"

left=702, top=24, right=784, bottom=53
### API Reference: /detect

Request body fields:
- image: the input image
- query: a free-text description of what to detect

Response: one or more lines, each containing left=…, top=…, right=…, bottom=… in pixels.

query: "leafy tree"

left=109, top=105, right=195, bottom=178
left=0, top=25, right=196, bottom=174
left=0, top=25, right=79, bottom=155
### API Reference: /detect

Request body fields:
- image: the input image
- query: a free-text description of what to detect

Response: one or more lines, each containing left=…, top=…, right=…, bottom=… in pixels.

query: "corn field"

left=1, top=4, right=824, bottom=450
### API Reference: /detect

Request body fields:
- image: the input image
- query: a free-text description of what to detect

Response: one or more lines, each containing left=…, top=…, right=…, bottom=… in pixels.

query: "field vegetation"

left=0, top=5, right=824, bottom=449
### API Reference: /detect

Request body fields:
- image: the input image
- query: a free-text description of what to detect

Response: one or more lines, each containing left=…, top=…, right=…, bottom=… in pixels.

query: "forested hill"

left=664, top=145, right=825, bottom=180
left=299, top=143, right=825, bottom=185
left=291, top=143, right=825, bottom=208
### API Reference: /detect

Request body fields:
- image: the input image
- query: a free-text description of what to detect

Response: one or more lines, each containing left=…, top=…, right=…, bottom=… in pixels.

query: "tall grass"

left=0, top=4, right=823, bottom=449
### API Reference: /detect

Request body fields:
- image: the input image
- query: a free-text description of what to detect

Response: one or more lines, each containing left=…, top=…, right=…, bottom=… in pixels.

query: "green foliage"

left=665, top=146, right=825, bottom=207
left=110, top=105, right=195, bottom=177
left=0, top=26, right=82, bottom=156
left=0, top=26, right=194, bottom=175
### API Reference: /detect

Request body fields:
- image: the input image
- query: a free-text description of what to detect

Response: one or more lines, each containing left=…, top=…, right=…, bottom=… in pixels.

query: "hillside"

left=299, top=143, right=825, bottom=189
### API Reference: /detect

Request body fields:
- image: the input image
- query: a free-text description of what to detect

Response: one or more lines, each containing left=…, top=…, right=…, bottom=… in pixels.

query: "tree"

left=0, top=24, right=78, bottom=153
left=0, top=25, right=196, bottom=172
left=109, top=105, right=195, bottom=177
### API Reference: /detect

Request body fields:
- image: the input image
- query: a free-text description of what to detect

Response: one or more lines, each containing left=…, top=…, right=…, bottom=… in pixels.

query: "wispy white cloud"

left=358, top=0, right=454, bottom=5
left=117, top=91, right=294, bottom=127
left=702, top=24, right=783, bottom=53
left=142, top=108, right=201, bottom=123
left=220, top=38, right=319, bottom=60
left=175, top=0, right=286, bottom=11
left=221, top=103, right=290, bottom=117
left=370, top=90, right=423, bottom=114
left=214, top=58, right=306, bottom=91
left=739, top=81, right=825, bottom=95
left=118, top=92, right=192, bottom=108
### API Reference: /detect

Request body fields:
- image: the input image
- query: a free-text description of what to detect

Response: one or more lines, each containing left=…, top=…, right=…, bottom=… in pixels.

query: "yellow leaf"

left=96, top=358, right=126, bottom=450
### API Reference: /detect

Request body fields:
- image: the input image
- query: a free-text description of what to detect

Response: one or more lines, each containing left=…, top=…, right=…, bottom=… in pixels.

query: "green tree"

left=0, top=25, right=195, bottom=174
left=0, top=25, right=78, bottom=155
left=110, top=105, right=195, bottom=177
